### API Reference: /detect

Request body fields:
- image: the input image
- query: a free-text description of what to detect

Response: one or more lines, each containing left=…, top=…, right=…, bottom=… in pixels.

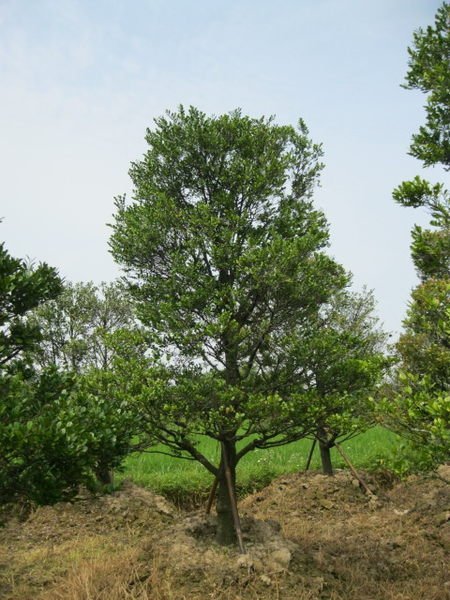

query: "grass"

left=119, top=427, right=402, bottom=502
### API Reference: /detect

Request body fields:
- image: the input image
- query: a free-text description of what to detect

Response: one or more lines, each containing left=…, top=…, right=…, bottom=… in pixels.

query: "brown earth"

left=0, top=467, right=449, bottom=600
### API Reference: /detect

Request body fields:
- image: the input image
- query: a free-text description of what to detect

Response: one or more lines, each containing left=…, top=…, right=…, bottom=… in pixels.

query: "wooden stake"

left=206, top=476, right=218, bottom=515
left=305, top=437, right=317, bottom=471
left=334, top=442, right=374, bottom=496
left=222, top=442, right=246, bottom=554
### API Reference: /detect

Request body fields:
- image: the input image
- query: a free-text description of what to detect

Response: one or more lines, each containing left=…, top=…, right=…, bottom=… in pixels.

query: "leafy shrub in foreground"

left=0, top=365, right=140, bottom=504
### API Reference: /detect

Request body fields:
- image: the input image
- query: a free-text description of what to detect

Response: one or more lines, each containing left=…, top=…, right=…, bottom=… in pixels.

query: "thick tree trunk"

left=319, top=439, right=334, bottom=476
left=216, top=441, right=237, bottom=546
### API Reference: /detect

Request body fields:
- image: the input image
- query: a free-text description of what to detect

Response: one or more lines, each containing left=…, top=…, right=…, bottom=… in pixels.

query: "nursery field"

left=120, top=427, right=402, bottom=502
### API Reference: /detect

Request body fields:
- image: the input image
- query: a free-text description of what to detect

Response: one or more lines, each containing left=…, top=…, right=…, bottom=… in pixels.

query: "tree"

left=0, top=246, right=144, bottom=502
left=0, top=356, right=143, bottom=504
left=295, top=288, right=389, bottom=475
left=0, top=242, right=62, bottom=368
left=386, top=3, right=450, bottom=463
left=31, top=281, right=137, bottom=372
left=30, top=281, right=148, bottom=483
left=402, top=2, right=449, bottom=168
left=110, top=106, right=348, bottom=545
left=386, top=272, right=450, bottom=463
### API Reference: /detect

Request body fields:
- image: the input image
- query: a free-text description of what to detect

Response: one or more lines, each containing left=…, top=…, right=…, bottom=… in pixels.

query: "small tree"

left=30, top=281, right=148, bottom=483
left=0, top=356, right=144, bottom=504
left=110, top=107, right=349, bottom=545
left=293, top=288, right=389, bottom=475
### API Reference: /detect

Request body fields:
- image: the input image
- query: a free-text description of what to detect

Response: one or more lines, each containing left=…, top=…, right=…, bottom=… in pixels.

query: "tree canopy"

left=30, top=281, right=138, bottom=372
left=110, top=106, right=351, bottom=544
left=0, top=242, right=62, bottom=368
left=295, top=288, right=389, bottom=475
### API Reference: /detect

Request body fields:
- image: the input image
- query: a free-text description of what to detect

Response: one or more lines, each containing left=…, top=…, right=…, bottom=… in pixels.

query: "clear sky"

left=0, top=0, right=446, bottom=336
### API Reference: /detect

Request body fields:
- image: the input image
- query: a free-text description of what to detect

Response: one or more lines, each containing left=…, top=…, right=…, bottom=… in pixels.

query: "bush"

left=0, top=366, right=140, bottom=504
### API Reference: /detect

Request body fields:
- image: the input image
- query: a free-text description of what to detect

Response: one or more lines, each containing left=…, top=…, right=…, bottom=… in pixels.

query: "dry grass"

left=1, top=471, right=449, bottom=599
left=38, top=548, right=149, bottom=600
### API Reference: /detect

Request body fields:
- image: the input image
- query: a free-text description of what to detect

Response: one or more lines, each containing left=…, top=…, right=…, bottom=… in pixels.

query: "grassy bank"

left=119, top=427, right=401, bottom=503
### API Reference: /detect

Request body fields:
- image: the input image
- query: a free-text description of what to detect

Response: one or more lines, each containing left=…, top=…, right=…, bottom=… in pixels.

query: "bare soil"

left=0, top=467, right=449, bottom=600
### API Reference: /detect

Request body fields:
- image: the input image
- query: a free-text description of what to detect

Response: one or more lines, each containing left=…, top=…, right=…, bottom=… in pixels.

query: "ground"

left=0, top=467, right=449, bottom=599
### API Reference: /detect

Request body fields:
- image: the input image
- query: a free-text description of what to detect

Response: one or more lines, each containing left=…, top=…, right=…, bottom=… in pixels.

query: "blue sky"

left=0, top=0, right=445, bottom=336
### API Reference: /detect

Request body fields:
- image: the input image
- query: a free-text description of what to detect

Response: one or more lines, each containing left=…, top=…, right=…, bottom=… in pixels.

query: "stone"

left=368, top=495, right=379, bottom=510
left=252, top=558, right=264, bottom=572
left=268, top=547, right=292, bottom=571
left=154, top=496, right=174, bottom=516
left=437, top=464, right=450, bottom=483
left=236, top=554, right=254, bottom=570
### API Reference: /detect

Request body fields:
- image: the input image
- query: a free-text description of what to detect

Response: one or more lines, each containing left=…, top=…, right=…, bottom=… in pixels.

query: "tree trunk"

left=216, top=441, right=237, bottom=546
left=319, top=439, right=334, bottom=476
left=96, top=464, right=114, bottom=486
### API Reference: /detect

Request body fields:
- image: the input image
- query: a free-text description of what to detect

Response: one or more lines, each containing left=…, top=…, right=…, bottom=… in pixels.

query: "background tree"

left=385, top=3, right=450, bottom=464
left=31, top=281, right=149, bottom=483
left=0, top=242, right=62, bottom=368
left=0, top=245, right=145, bottom=502
left=31, top=280, right=137, bottom=372
left=110, top=106, right=349, bottom=545
left=294, top=288, right=389, bottom=475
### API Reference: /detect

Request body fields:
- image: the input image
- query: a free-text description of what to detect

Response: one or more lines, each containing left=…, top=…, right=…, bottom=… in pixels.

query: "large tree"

left=110, top=107, right=348, bottom=545
left=386, top=3, right=450, bottom=463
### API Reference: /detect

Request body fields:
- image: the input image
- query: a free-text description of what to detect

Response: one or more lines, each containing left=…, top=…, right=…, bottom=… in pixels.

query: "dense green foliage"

left=0, top=361, right=141, bottom=504
left=1, top=367, right=79, bottom=504
left=0, top=242, right=62, bottom=367
left=0, top=266, right=145, bottom=504
left=31, top=281, right=137, bottom=372
left=386, top=3, right=450, bottom=464
left=403, top=2, right=449, bottom=168
left=110, top=106, right=379, bottom=543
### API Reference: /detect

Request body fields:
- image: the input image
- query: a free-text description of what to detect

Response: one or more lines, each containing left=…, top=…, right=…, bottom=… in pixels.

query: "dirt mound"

left=0, top=469, right=449, bottom=599
left=0, top=481, right=175, bottom=599
left=239, top=469, right=450, bottom=599
left=139, top=512, right=299, bottom=597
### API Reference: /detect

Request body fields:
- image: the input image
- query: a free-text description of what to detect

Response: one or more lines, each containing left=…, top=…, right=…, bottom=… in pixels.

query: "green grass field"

left=119, top=427, right=402, bottom=502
